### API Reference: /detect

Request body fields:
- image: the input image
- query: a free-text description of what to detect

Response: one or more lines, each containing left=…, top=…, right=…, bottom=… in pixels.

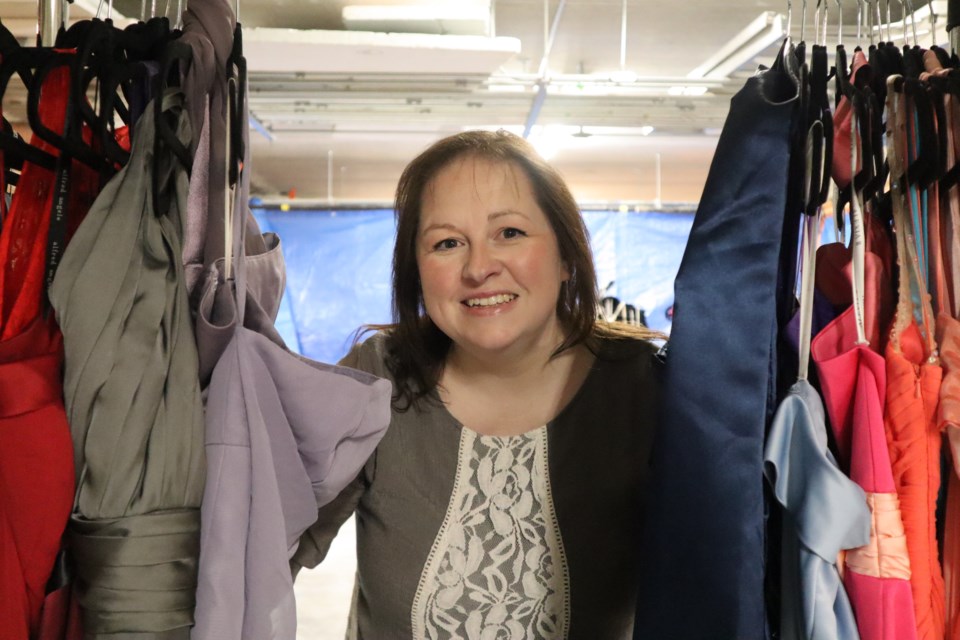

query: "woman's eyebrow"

left=421, top=210, right=528, bottom=235
left=489, top=209, right=529, bottom=221
left=420, top=222, right=459, bottom=234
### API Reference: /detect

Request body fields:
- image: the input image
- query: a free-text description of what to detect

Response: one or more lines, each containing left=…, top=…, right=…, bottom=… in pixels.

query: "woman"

left=293, top=130, right=662, bottom=639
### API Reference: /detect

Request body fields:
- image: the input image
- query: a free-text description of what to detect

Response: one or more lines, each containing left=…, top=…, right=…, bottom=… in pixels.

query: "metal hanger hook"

left=894, top=0, right=905, bottom=42
left=905, top=0, right=918, bottom=45
left=885, top=0, right=892, bottom=42
left=834, top=0, right=843, bottom=46
left=786, top=0, right=793, bottom=41
left=801, top=0, right=808, bottom=42
left=872, top=0, right=882, bottom=42
left=856, top=0, right=864, bottom=47
left=819, top=0, right=829, bottom=45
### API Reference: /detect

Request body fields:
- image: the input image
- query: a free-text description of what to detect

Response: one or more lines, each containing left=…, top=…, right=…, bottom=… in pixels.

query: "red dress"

left=0, top=63, right=98, bottom=639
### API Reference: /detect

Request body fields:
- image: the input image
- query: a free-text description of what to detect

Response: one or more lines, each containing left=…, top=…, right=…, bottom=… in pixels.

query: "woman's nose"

left=462, top=244, right=501, bottom=284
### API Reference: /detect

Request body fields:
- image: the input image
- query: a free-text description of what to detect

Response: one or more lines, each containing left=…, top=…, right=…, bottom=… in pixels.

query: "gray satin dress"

left=49, top=89, right=204, bottom=638
left=763, top=380, right=871, bottom=640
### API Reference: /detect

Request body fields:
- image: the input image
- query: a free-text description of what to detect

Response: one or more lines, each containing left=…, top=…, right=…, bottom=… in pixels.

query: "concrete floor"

left=295, top=516, right=357, bottom=640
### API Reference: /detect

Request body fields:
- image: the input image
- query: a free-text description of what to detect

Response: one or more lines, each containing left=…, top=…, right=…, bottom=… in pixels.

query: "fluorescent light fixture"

left=639, top=125, right=654, bottom=136
left=687, top=12, right=785, bottom=79
left=486, top=84, right=529, bottom=93
left=533, top=140, right=559, bottom=160
left=609, top=70, right=639, bottom=84
left=342, top=3, right=492, bottom=36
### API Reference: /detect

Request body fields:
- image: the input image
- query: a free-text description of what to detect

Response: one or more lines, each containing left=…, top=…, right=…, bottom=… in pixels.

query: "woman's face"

left=416, top=155, right=569, bottom=362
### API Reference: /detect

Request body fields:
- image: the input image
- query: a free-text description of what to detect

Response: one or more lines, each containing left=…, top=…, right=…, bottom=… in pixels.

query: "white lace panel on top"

left=412, top=426, right=570, bottom=640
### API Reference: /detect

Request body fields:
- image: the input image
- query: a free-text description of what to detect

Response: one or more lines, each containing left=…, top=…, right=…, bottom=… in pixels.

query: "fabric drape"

left=763, top=380, right=870, bottom=640
left=811, top=244, right=918, bottom=640
left=634, top=43, right=801, bottom=639
left=189, top=66, right=391, bottom=639
left=0, top=64, right=98, bottom=640
left=49, top=89, right=204, bottom=638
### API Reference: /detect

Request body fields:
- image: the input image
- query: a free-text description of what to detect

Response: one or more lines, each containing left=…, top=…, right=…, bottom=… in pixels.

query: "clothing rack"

left=37, top=0, right=64, bottom=46
left=951, top=0, right=960, bottom=53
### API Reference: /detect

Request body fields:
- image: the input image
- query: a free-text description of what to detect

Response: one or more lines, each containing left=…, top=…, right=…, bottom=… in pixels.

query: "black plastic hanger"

left=226, top=23, right=246, bottom=188
left=0, top=116, right=25, bottom=188
left=26, top=51, right=111, bottom=173
left=154, top=35, right=194, bottom=174
left=0, top=47, right=57, bottom=171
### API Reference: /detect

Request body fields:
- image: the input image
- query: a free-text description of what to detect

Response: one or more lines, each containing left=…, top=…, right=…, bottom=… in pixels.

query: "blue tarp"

left=253, top=208, right=693, bottom=364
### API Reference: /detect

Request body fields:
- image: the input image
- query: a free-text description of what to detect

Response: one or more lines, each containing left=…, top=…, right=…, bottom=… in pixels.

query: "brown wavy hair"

left=366, top=129, right=662, bottom=410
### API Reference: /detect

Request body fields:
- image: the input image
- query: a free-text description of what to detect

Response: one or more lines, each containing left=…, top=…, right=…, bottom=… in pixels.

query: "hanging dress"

left=885, top=76, right=945, bottom=640
left=925, top=51, right=960, bottom=640
left=49, top=89, right=204, bottom=639
left=811, top=221, right=917, bottom=640
left=190, top=72, right=391, bottom=640
left=634, top=42, right=801, bottom=638
left=0, top=64, right=99, bottom=639
left=765, top=198, right=870, bottom=640
left=806, top=79, right=914, bottom=638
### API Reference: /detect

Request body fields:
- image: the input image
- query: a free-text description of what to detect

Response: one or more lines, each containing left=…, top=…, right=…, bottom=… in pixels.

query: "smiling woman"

left=292, top=129, right=664, bottom=639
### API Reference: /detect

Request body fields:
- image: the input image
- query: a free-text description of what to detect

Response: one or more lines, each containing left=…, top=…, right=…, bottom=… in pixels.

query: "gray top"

left=293, top=332, right=661, bottom=639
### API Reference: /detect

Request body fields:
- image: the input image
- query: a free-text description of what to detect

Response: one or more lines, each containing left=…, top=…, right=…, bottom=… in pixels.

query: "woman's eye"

left=433, top=238, right=460, bottom=251
left=502, top=227, right=527, bottom=239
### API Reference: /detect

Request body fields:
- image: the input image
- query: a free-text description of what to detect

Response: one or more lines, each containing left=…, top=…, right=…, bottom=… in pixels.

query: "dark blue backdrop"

left=252, top=208, right=694, bottom=364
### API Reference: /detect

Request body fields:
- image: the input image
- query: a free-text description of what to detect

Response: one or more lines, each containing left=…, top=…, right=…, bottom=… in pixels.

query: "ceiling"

left=0, top=0, right=947, bottom=206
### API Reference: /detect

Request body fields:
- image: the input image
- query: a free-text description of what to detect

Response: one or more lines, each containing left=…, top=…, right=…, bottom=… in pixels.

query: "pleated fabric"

left=49, top=89, right=204, bottom=639
left=942, top=301, right=960, bottom=640
left=885, top=79, right=945, bottom=640
left=937, top=312, right=960, bottom=640
left=634, top=43, right=800, bottom=639
left=929, top=48, right=960, bottom=640
left=884, top=323, right=944, bottom=640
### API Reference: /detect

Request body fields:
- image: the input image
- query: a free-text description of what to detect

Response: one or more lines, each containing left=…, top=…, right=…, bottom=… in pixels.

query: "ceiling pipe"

left=536, top=0, right=568, bottom=78
left=523, top=0, right=568, bottom=138
left=620, top=0, right=628, bottom=71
